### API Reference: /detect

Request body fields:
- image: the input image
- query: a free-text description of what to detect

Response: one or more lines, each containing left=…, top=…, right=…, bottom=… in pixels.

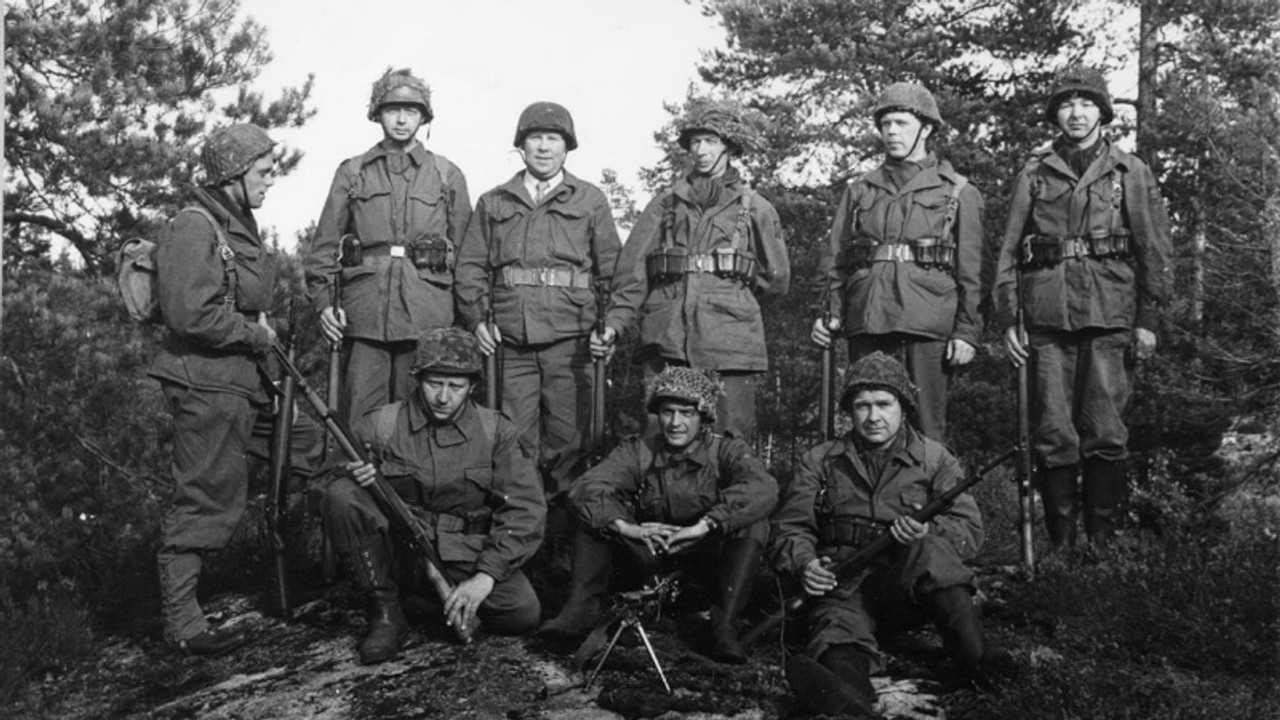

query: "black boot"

left=706, top=537, right=763, bottom=664
left=349, top=535, right=408, bottom=665
left=927, top=586, right=1009, bottom=684
left=1038, top=466, right=1079, bottom=549
left=785, top=643, right=878, bottom=718
left=536, top=529, right=613, bottom=641
left=1082, top=457, right=1126, bottom=545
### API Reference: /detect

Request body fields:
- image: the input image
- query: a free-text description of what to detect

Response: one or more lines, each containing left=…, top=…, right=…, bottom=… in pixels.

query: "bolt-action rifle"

left=326, top=237, right=350, bottom=418
left=591, top=279, right=609, bottom=455
left=1015, top=268, right=1036, bottom=576
left=739, top=447, right=1017, bottom=650
left=819, top=305, right=836, bottom=442
left=270, top=343, right=480, bottom=643
left=267, top=303, right=298, bottom=616
left=484, top=275, right=503, bottom=412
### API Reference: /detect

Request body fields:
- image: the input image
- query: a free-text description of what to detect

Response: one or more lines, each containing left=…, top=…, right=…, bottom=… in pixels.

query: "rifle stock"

left=740, top=447, right=1016, bottom=650
left=270, top=343, right=479, bottom=643
left=1015, top=305, right=1036, bottom=576
left=327, top=260, right=343, bottom=416
left=591, top=280, right=608, bottom=454
left=819, top=310, right=835, bottom=442
left=267, top=329, right=297, bottom=616
left=484, top=304, right=502, bottom=412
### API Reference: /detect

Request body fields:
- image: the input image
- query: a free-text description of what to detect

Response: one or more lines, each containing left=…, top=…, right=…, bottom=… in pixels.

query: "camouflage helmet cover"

left=368, top=68, right=434, bottom=122
left=410, top=327, right=483, bottom=377
left=201, top=124, right=276, bottom=185
left=1044, top=66, right=1115, bottom=125
left=872, top=82, right=943, bottom=127
left=645, top=367, right=720, bottom=424
left=513, top=101, right=578, bottom=151
left=675, top=96, right=767, bottom=156
left=839, top=351, right=919, bottom=415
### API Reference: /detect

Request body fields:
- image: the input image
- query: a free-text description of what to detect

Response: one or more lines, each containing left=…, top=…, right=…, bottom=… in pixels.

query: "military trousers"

left=321, top=476, right=541, bottom=635
left=341, top=338, right=418, bottom=428
left=848, top=333, right=950, bottom=443
left=1028, top=328, right=1133, bottom=469
left=805, top=534, right=974, bottom=671
left=640, top=357, right=758, bottom=446
left=498, top=336, right=593, bottom=498
left=158, top=381, right=323, bottom=641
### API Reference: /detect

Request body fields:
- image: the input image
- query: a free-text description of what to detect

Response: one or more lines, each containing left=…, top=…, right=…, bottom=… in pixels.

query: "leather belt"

left=500, top=266, right=593, bottom=289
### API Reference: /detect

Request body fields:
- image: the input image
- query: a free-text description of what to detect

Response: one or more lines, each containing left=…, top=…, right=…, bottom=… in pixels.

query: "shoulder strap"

left=939, top=175, right=968, bottom=243
left=731, top=188, right=754, bottom=251
left=1110, top=166, right=1125, bottom=234
left=432, top=153, right=455, bottom=242
left=181, top=205, right=236, bottom=307
left=660, top=192, right=676, bottom=249
left=846, top=175, right=869, bottom=236
left=374, top=401, right=403, bottom=449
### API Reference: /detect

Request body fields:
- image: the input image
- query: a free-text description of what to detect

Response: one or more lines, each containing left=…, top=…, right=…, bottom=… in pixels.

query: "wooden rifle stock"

left=270, top=343, right=479, bottom=643
left=739, top=447, right=1017, bottom=650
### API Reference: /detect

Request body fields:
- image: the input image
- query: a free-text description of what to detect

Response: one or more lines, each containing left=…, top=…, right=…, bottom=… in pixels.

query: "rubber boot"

left=349, top=535, right=408, bottom=665
left=927, top=586, right=1010, bottom=684
left=1082, top=457, right=1126, bottom=545
left=706, top=537, right=763, bottom=664
left=784, top=643, right=878, bottom=718
left=1038, top=466, right=1079, bottom=549
left=536, top=529, right=613, bottom=641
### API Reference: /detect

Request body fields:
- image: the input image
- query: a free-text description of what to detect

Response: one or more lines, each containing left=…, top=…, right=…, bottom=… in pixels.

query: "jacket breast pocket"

left=231, top=245, right=274, bottom=311
left=899, top=487, right=929, bottom=511
left=909, top=191, right=950, bottom=237
left=546, top=205, right=590, bottom=264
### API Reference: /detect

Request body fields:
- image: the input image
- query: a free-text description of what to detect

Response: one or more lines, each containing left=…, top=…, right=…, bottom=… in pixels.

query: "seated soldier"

left=537, top=367, right=778, bottom=664
left=771, top=352, right=1008, bottom=717
left=321, top=327, right=546, bottom=664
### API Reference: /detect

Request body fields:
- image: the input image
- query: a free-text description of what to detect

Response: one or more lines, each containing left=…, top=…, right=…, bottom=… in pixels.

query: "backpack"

left=117, top=205, right=235, bottom=323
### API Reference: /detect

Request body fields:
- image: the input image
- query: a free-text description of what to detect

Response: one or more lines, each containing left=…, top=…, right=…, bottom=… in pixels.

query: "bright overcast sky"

left=238, top=0, right=727, bottom=250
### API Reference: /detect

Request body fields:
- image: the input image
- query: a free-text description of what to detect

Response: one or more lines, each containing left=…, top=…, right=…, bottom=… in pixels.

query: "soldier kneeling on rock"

left=537, top=367, right=778, bottom=664
left=771, top=352, right=1010, bottom=717
left=321, top=327, right=546, bottom=664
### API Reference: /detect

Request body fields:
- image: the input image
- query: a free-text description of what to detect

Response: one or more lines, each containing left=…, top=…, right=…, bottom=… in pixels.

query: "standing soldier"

left=812, top=82, right=985, bottom=443
left=599, top=96, right=790, bottom=445
left=538, top=367, right=778, bottom=664
left=149, top=124, right=322, bottom=654
left=454, top=102, right=621, bottom=499
left=321, top=328, right=546, bottom=664
left=304, top=68, right=472, bottom=426
left=992, top=67, right=1172, bottom=547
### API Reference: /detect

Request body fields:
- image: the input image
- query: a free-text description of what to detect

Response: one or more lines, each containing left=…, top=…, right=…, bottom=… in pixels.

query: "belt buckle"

left=893, top=245, right=912, bottom=262
left=692, top=255, right=710, bottom=273
left=389, top=245, right=406, bottom=258
left=539, top=267, right=553, bottom=286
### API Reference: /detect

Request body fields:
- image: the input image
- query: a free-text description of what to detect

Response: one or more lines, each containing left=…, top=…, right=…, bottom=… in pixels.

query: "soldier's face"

left=229, top=154, right=276, bottom=209
left=688, top=132, right=730, bottom=176
left=520, top=131, right=568, bottom=180
left=380, top=103, right=425, bottom=144
left=850, top=389, right=902, bottom=447
left=1056, top=96, right=1102, bottom=143
left=419, top=373, right=474, bottom=422
left=658, top=401, right=703, bottom=449
left=879, top=111, right=931, bottom=161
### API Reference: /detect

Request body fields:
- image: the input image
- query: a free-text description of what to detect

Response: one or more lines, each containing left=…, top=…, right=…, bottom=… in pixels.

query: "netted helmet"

left=201, top=124, right=276, bottom=185
left=368, top=68, right=433, bottom=122
left=410, top=327, right=483, bottom=377
left=839, top=352, right=919, bottom=415
left=873, top=82, right=943, bottom=127
left=513, top=101, right=578, bottom=150
left=645, top=367, right=720, bottom=424
left=675, top=96, right=768, bottom=156
left=1044, top=66, right=1114, bottom=125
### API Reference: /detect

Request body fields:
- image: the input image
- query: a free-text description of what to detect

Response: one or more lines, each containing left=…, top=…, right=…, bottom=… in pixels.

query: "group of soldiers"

left=146, top=63, right=1171, bottom=717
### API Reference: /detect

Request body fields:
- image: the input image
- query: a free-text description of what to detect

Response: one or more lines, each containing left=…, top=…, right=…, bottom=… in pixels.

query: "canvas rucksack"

left=117, top=205, right=235, bottom=323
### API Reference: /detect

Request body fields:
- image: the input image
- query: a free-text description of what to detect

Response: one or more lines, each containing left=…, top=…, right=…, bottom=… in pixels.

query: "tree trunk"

left=1266, top=195, right=1280, bottom=348
left=1191, top=170, right=1205, bottom=326
left=1137, top=0, right=1161, bottom=173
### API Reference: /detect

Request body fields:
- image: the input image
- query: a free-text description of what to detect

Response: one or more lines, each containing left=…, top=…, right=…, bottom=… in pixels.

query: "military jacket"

left=770, top=427, right=982, bottom=576
left=356, top=396, right=545, bottom=582
left=821, top=156, right=985, bottom=346
left=570, top=432, right=778, bottom=534
left=304, top=141, right=472, bottom=342
left=454, top=171, right=621, bottom=345
left=148, top=186, right=276, bottom=402
left=606, top=174, right=790, bottom=371
left=991, top=140, right=1173, bottom=333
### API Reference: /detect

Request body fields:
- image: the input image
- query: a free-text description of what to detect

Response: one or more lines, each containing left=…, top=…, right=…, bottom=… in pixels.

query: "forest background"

left=3, top=0, right=1278, bottom=717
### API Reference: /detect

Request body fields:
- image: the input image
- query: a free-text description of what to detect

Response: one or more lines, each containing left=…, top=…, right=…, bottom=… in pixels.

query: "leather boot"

left=536, top=529, right=613, bottom=641
left=1083, top=457, right=1126, bottom=545
left=785, top=643, right=878, bottom=718
left=706, top=537, right=763, bottom=664
left=1038, top=465, right=1079, bottom=548
left=349, top=535, right=408, bottom=665
left=927, top=585, right=1011, bottom=684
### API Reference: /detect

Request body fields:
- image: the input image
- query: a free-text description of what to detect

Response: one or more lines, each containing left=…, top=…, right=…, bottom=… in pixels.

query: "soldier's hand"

left=319, top=306, right=347, bottom=345
left=1133, top=327, right=1157, bottom=361
left=662, top=518, right=712, bottom=555
left=1003, top=326, right=1029, bottom=368
left=590, top=326, right=618, bottom=360
left=946, top=338, right=976, bottom=366
left=445, top=572, right=495, bottom=633
left=811, top=316, right=840, bottom=348
left=614, top=520, right=680, bottom=556
left=475, top=323, right=501, bottom=356
left=345, top=460, right=377, bottom=487
left=258, top=313, right=279, bottom=346
left=890, top=504, right=929, bottom=545
left=802, top=557, right=837, bottom=597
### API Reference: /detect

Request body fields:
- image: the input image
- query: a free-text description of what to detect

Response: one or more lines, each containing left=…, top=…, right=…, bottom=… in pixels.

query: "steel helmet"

left=513, top=101, right=578, bottom=150
left=201, top=124, right=276, bottom=185
left=368, top=68, right=433, bottom=122
left=1044, top=66, right=1114, bottom=125
left=872, top=82, right=943, bottom=127
left=645, top=367, right=720, bottom=424
left=675, top=96, right=767, bottom=156
left=410, top=327, right=483, bottom=377
left=839, top=352, right=919, bottom=416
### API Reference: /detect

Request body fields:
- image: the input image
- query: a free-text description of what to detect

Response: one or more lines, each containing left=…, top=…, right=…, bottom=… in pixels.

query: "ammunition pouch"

left=816, top=514, right=889, bottom=549
left=1020, top=230, right=1132, bottom=268
left=410, top=235, right=451, bottom=271
left=401, top=501, right=494, bottom=536
left=846, top=240, right=956, bottom=271
left=500, top=266, right=593, bottom=289
left=340, top=234, right=363, bottom=267
left=645, top=246, right=757, bottom=284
